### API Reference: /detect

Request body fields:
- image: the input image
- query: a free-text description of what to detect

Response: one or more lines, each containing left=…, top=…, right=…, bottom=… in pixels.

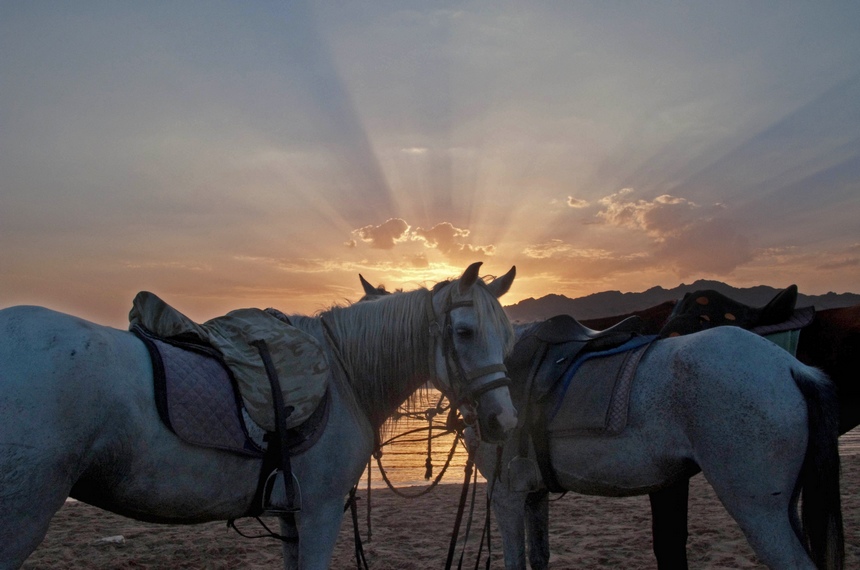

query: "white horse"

left=0, top=262, right=517, bottom=569
left=472, top=322, right=843, bottom=570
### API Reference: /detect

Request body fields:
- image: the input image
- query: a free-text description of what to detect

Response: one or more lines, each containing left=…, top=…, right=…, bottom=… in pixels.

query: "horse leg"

left=649, top=479, right=690, bottom=570
left=698, top=417, right=816, bottom=568
left=292, top=498, right=348, bottom=570
left=0, top=453, right=73, bottom=569
left=490, top=484, right=530, bottom=570
left=278, top=514, right=299, bottom=569
left=524, top=490, right=550, bottom=570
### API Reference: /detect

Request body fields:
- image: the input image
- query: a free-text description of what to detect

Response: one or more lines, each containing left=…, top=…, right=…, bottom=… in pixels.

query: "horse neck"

left=323, top=289, right=436, bottom=430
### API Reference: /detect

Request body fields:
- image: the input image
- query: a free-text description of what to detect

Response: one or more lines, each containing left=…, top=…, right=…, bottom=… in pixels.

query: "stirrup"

left=261, top=469, right=302, bottom=515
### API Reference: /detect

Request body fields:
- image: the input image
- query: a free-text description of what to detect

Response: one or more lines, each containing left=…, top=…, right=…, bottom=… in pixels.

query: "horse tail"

left=793, top=365, right=844, bottom=570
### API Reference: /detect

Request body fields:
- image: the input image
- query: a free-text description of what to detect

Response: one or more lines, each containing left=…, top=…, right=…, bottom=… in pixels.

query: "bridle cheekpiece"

left=424, top=289, right=512, bottom=409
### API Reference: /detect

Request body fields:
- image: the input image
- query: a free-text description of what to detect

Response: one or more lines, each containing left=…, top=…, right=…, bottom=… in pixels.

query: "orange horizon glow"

left=2, top=4, right=859, bottom=328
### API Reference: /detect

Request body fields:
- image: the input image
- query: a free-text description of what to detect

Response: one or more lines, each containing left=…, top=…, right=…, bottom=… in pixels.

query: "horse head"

left=359, top=263, right=518, bottom=443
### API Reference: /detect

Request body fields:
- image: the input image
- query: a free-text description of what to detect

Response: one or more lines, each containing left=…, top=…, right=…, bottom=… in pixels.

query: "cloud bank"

left=351, top=218, right=496, bottom=261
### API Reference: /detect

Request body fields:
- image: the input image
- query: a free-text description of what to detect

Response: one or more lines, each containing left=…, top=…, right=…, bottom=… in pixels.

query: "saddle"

left=659, top=284, right=802, bottom=338
left=509, top=314, right=645, bottom=403
left=658, top=284, right=815, bottom=355
left=129, top=291, right=329, bottom=431
left=133, top=325, right=330, bottom=458
left=509, top=314, right=651, bottom=492
left=129, top=291, right=332, bottom=516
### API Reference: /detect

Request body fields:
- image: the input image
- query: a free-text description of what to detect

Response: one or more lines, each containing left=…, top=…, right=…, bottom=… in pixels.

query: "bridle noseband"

left=425, top=290, right=512, bottom=409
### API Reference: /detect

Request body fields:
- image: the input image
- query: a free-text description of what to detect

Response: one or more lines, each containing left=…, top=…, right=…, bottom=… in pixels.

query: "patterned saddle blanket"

left=544, top=336, right=654, bottom=436
left=134, top=325, right=330, bottom=456
left=129, top=291, right=329, bottom=432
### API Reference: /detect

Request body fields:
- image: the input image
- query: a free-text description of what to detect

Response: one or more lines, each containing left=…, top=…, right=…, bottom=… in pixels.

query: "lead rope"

left=346, top=485, right=370, bottom=570
left=472, top=444, right=503, bottom=570
left=425, top=392, right=446, bottom=479
left=445, top=446, right=476, bottom=570
left=366, top=458, right=372, bottom=543
left=455, top=456, right=481, bottom=569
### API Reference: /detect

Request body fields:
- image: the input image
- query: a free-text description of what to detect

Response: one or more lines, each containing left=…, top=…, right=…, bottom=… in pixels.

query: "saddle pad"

left=135, top=328, right=264, bottom=457
left=547, top=339, right=652, bottom=435
left=130, top=291, right=329, bottom=431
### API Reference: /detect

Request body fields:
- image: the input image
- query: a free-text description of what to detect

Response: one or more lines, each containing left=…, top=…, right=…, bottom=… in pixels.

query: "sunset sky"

left=2, top=2, right=859, bottom=328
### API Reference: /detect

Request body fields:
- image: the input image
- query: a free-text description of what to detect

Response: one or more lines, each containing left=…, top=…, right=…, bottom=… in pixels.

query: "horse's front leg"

left=524, top=490, right=550, bottom=569
left=279, top=514, right=300, bottom=569
left=287, top=498, right=346, bottom=570
left=491, top=483, right=531, bottom=570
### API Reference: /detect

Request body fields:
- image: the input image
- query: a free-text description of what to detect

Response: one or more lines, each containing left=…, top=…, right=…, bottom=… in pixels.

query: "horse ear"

left=487, top=266, right=516, bottom=298
left=359, top=274, right=377, bottom=296
left=458, top=262, right=484, bottom=295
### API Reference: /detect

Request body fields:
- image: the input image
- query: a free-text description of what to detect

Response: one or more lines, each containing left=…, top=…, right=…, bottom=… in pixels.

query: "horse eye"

left=455, top=327, right=474, bottom=339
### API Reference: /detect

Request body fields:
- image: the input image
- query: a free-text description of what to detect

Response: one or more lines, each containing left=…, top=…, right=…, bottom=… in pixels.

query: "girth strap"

left=250, top=339, right=299, bottom=544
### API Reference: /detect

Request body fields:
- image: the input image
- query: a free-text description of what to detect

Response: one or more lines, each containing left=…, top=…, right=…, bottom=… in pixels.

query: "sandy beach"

left=19, top=452, right=860, bottom=569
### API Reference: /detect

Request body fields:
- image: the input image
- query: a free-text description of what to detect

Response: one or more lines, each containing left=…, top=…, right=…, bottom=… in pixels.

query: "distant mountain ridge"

left=504, top=279, right=860, bottom=323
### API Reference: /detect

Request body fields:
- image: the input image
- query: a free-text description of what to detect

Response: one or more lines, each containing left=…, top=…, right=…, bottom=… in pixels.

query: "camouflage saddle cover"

left=129, top=291, right=329, bottom=434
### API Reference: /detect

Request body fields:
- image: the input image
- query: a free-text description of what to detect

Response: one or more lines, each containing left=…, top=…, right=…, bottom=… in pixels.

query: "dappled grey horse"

left=0, top=262, right=518, bottom=569
left=473, top=322, right=843, bottom=570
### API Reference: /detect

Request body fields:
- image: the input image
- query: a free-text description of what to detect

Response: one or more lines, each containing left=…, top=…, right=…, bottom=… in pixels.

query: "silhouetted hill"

left=504, top=280, right=860, bottom=322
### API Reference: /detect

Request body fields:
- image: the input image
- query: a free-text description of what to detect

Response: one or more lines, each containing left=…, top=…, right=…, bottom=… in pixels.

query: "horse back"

left=0, top=305, right=152, bottom=462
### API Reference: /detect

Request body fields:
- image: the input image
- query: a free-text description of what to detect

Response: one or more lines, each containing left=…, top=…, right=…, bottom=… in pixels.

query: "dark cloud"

left=413, top=222, right=470, bottom=254
left=354, top=218, right=410, bottom=249
left=413, top=222, right=496, bottom=259
left=596, top=189, right=698, bottom=240
left=349, top=219, right=497, bottom=261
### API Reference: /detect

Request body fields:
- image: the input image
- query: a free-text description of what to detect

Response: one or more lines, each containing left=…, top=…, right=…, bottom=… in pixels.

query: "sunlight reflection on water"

left=362, top=389, right=481, bottom=490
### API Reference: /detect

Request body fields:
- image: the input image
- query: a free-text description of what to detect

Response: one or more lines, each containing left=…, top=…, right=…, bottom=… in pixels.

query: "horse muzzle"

left=473, top=386, right=518, bottom=443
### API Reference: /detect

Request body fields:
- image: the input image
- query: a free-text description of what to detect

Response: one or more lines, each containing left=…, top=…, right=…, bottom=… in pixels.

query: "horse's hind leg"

left=700, top=437, right=814, bottom=568
left=713, top=488, right=813, bottom=569
left=0, top=453, right=72, bottom=569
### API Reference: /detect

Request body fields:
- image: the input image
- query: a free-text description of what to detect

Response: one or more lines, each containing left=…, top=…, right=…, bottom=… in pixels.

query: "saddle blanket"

left=129, top=291, right=329, bottom=431
left=134, top=326, right=330, bottom=457
left=546, top=336, right=654, bottom=436
left=753, top=305, right=815, bottom=356
left=134, top=326, right=264, bottom=456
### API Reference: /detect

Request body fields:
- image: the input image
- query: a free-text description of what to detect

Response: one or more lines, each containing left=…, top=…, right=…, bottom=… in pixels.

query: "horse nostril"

left=485, top=416, right=503, bottom=442
left=483, top=413, right=514, bottom=443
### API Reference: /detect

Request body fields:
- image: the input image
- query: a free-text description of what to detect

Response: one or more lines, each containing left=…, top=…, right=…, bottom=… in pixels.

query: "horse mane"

left=323, top=277, right=514, bottom=430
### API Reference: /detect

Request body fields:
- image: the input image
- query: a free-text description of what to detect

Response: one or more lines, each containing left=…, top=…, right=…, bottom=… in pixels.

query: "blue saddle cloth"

left=548, top=335, right=655, bottom=428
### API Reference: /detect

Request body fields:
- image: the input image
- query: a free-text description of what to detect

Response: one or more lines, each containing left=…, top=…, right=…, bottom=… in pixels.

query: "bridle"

left=424, top=289, right=512, bottom=410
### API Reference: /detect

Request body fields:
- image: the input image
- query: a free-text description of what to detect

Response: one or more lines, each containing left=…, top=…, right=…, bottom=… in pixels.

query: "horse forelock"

left=433, top=277, right=515, bottom=356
